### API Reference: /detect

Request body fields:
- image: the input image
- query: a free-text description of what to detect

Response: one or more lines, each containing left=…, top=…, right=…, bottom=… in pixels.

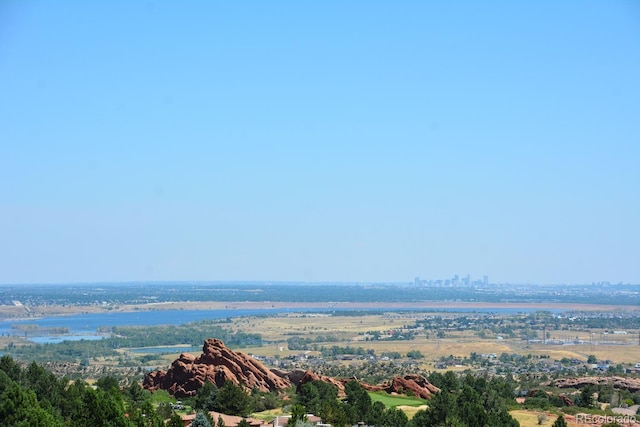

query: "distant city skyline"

left=413, top=274, right=635, bottom=286
left=1, top=2, right=639, bottom=285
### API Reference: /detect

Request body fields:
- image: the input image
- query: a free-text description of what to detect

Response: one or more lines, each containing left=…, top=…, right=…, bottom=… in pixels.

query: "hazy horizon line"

left=1, top=279, right=638, bottom=287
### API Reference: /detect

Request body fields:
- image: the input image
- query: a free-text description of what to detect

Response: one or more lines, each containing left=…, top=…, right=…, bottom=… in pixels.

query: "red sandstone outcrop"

left=143, top=338, right=291, bottom=397
left=559, top=394, right=574, bottom=406
left=144, top=339, right=441, bottom=400
left=551, top=376, right=640, bottom=392
left=360, top=374, right=439, bottom=399
left=385, top=374, right=440, bottom=399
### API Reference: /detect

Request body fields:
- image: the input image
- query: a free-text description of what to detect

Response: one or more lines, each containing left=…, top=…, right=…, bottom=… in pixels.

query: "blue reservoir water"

left=0, top=308, right=290, bottom=341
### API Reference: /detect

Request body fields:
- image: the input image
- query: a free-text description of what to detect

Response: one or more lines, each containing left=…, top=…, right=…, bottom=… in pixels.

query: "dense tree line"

left=319, top=345, right=372, bottom=357
left=0, top=355, right=286, bottom=427
left=110, top=320, right=262, bottom=347
left=294, top=379, right=406, bottom=426
left=175, top=372, right=518, bottom=427
left=192, top=380, right=282, bottom=417
left=294, top=375, right=520, bottom=427
left=0, top=355, right=180, bottom=426
left=410, top=374, right=519, bottom=427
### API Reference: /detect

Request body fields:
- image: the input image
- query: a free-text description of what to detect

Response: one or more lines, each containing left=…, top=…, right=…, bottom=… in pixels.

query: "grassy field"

left=367, top=391, right=426, bottom=408
left=368, top=392, right=428, bottom=419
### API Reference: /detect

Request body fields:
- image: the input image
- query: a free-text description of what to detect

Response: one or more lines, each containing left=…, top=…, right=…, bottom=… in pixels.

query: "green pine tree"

left=215, top=381, right=253, bottom=417
left=167, top=413, right=184, bottom=427
left=552, top=414, right=568, bottom=427
left=288, top=404, right=308, bottom=426
left=191, top=411, right=213, bottom=427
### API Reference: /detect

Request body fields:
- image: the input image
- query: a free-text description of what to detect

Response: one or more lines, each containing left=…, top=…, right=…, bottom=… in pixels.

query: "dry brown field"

left=218, top=313, right=640, bottom=366
left=509, top=410, right=582, bottom=427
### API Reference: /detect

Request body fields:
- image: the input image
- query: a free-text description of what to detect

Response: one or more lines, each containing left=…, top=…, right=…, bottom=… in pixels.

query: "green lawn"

left=148, top=389, right=175, bottom=404
left=368, top=392, right=427, bottom=408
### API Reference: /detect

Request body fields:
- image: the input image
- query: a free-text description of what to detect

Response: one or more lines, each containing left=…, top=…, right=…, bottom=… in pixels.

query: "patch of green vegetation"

left=148, top=389, right=174, bottom=405
left=368, top=391, right=426, bottom=408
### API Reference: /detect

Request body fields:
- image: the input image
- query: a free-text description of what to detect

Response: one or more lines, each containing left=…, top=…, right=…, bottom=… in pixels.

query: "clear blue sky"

left=1, top=1, right=639, bottom=285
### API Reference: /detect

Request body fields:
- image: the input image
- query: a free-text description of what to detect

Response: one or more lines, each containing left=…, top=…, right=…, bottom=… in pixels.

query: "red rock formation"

left=144, top=339, right=441, bottom=400
left=143, top=338, right=291, bottom=397
left=383, top=374, right=440, bottom=399
left=559, top=394, right=574, bottom=406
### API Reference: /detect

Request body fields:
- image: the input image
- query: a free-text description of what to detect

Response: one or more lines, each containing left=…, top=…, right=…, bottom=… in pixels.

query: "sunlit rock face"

left=143, top=338, right=291, bottom=397
left=143, top=338, right=441, bottom=400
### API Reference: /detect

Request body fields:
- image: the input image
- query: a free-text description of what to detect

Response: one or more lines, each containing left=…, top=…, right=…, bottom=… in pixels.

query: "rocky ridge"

left=143, top=338, right=440, bottom=399
left=143, top=338, right=291, bottom=397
